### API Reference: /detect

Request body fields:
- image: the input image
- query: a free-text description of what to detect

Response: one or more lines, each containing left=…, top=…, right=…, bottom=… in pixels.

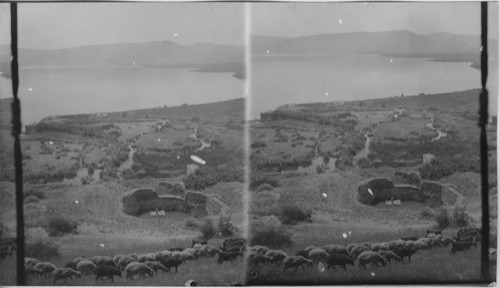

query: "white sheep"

left=125, top=262, right=154, bottom=280
left=307, top=248, right=329, bottom=264
left=34, top=261, right=57, bottom=277
left=52, top=267, right=82, bottom=285
left=76, top=259, right=97, bottom=275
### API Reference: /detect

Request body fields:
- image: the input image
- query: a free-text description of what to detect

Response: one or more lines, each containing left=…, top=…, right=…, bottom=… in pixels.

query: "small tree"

left=218, top=215, right=237, bottom=237
left=199, top=217, right=216, bottom=240
left=435, top=208, right=450, bottom=229
left=453, top=206, right=470, bottom=227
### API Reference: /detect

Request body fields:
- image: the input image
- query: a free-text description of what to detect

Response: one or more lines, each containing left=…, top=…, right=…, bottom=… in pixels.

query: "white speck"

left=324, top=92, right=329, bottom=96
left=368, top=188, right=373, bottom=196
left=75, top=200, right=79, bottom=204
left=158, top=138, right=161, bottom=142
left=322, top=193, right=328, bottom=198
left=349, top=231, right=352, bottom=235
left=49, top=141, right=53, bottom=145
left=371, top=272, right=375, bottom=276
left=100, top=243, right=105, bottom=247
left=207, top=8, right=211, bottom=11
left=390, top=59, right=394, bottom=63
left=480, top=46, right=484, bottom=52
left=266, top=50, right=270, bottom=54
left=177, top=155, right=180, bottom=159
left=338, top=19, right=343, bottom=24
left=28, top=88, right=33, bottom=92
left=342, top=233, right=347, bottom=238
left=317, top=262, right=325, bottom=272
left=173, top=33, right=178, bottom=37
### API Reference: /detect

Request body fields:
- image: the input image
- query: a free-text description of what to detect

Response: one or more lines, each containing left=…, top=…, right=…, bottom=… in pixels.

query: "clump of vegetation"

left=453, top=206, right=470, bottom=227
left=279, top=204, right=312, bottom=225
left=25, top=228, right=60, bottom=261
left=46, top=217, right=78, bottom=237
left=184, top=166, right=243, bottom=190
left=434, top=207, right=451, bottom=229
left=250, top=216, right=293, bottom=248
left=199, top=217, right=216, bottom=240
left=251, top=141, right=267, bottom=148
left=250, top=176, right=279, bottom=190
left=420, top=158, right=480, bottom=180
left=218, top=215, right=238, bottom=237
left=24, top=188, right=45, bottom=200
left=184, top=217, right=200, bottom=229
left=24, top=195, right=40, bottom=204
left=420, top=207, right=434, bottom=218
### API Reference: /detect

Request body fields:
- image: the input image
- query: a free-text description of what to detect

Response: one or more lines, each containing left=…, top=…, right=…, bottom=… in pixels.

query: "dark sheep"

left=94, top=264, right=122, bottom=282
left=162, top=257, right=183, bottom=273
left=450, top=238, right=477, bottom=255
left=296, top=249, right=309, bottom=258
left=395, top=246, right=418, bottom=262
left=400, top=236, right=418, bottom=241
left=249, top=254, right=273, bottom=267
left=326, top=253, right=355, bottom=271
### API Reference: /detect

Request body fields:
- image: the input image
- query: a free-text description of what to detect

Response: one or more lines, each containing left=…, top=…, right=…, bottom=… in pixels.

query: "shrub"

left=316, top=165, right=324, bottom=174
left=218, top=215, right=237, bottom=237
left=255, top=183, right=274, bottom=192
left=199, top=217, right=216, bottom=240
left=24, top=195, right=40, bottom=204
left=250, top=176, right=279, bottom=190
left=323, top=155, right=330, bottom=165
left=25, top=231, right=60, bottom=261
left=453, top=206, right=470, bottom=227
left=24, top=189, right=45, bottom=200
left=250, top=216, right=292, bottom=248
left=46, top=217, right=78, bottom=237
left=435, top=207, right=450, bottom=229
left=420, top=207, right=434, bottom=218
left=185, top=217, right=200, bottom=229
left=279, top=204, right=312, bottom=225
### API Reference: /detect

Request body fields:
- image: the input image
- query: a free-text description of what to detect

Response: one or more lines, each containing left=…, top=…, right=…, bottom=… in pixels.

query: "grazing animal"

left=52, top=268, right=82, bottom=285
left=206, top=246, right=220, bottom=257
left=125, top=262, right=154, bottom=280
left=426, top=229, right=442, bottom=237
left=222, top=237, right=246, bottom=252
left=24, top=257, right=39, bottom=267
left=250, top=245, right=270, bottom=254
left=450, top=238, right=477, bottom=255
left=64, top=261, right=78, bottom=270
left=162, top=256, right=183, bottom=273
left=217, top=250, right=242, bottom=265
left=168, top=247, right=185, bottom=252
left=34, top=262, right=57, bottom=277
left=117, top=256, right=137, bottom=270
left=456, top=227, right=481, bottom=241
left=489, top=248, right=497, bottom=265
left=358, top=252, right=387, bottom=269
left=322, top=244, right=349, bottom=255
left=349, top=245, right=370, bottom=259
left=283, top=256, right=314, bottom=273
left=94, top=264, right=122, bottom=282
left=264, top=250, right=288, bottom=265
left=304, top=245, right=320, bottom=253
left=377, top=250, right=402, bottom=263
left=249, top=254, right=273, bottom=266
left=308, top=248, right=329, bottom=264
left=400, top=236, right=418, bottom=241
left=92, top=256, right=114, bottom=266
left=179, top=248, right=198, bottom=262
left=138, top=253, right=155, bottom=263
left=396, top=245, right=418, bottom=262
left=439, top=235, right=454, bottom=247
left=296, top=249, right=309, bottom=258
left=192, top=239, right=208, bottom=247
left=113, top=254, right=124, bottom=264
left=76, top=259, right=98, bottom=274
left=371, top=243, right=389, bottom=252
left=346, top=243, right=358, bottom=253
left=25, top=265, right=43, bottom=278
left=325, top=253, right=355, bottom=271
left=144, top=261, right=169, bottom=274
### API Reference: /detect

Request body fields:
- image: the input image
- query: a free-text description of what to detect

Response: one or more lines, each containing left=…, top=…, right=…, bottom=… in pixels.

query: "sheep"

left=95, top=264, right=122, bottom=282
left=400, top=236, right=418, bottom=241
left=450, top=238, right=477, bottom=255
left=162, top=256, right=183, bottom=273
left=138, top=253, right=155, bottom=263
left=304, top=245, right=320, bottom=253
left=296, top=249, right=309, bottom=258
left=76, top=259, right=98, bottom=274
left=426, top=229, right=442, bottom=237
left=427, top=233, right=437, bottom=239
left=377, top=250, right=402, bottom=263
left=179, top=248, right=198, bottom=262
left=322, top=244, right=349, bottom=255
left=206, top=246, right=219, bottom=257
left=92, top=256, right=114, bottom=266
left=192, top=239, right=208, bottom=247
left=52, top=267, right=82, bottom=285
left=307, top=248, right=329, bottom=264
left=117, top=256, right=137, bottom=270
left=125, top=262, right=154, bottom=280
left=358, top=252, right=387, bottom=269
left=113, top=254, right=124, bottom=264
left=388, top=239, right=405, bottom=251
left=250, top=245, right=270, bottom=254
left=264, top=250, right=288, bottom=265
left=34, top=261, right=57, bottom=277
left=144, top=261, right=169, bottom=274
left=325, top=252, right=355, bottom=271
left=25, top=265, right=43, bottom=278
left=371, top=243, right=389, bottom=252
left=24, top=257, right=39, bottom=267
left=283, top=256, right=313, bottom=273
left=395, top=245, right=419, bottom=262
left=346, top=243, right=358, bottom=253
left=489, top=248, right=497, bottom=265
left=64, top=261, right=77, bottom=271
left=217, top=250, right=242, bottom=265
left=126, top=253, right=139, bottom=259
left=249, top=254, right=273, bottom=267
left=168, top=247, right=185, bottom=252
left=349, top=245, right=370, bottom=259
left=439, top=235, right=454, bottom=247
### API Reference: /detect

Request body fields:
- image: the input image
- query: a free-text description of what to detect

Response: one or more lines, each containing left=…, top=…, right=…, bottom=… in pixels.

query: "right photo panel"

left=247, top=2, right=498, bottom=285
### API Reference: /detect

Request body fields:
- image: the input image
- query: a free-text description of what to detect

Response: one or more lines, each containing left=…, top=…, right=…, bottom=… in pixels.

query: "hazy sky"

left=1, top=3, right=244, bottom=49
left=252, top=2, right=499, bottom=38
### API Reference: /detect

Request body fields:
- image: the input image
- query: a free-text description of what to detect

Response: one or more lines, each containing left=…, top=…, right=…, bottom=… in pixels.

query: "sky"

left=0, top=3, right=245, bottom=49
left=252, top=2, right=499, bottom=38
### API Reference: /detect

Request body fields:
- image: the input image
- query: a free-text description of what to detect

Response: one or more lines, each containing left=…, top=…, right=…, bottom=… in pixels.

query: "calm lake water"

left=250, top=55, right=498, bottom=119
left=0, top=66, right=244, bottom=125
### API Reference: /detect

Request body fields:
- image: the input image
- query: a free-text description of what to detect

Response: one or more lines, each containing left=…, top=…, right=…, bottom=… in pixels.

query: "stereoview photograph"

left=0, top=1, right=498, bottom=286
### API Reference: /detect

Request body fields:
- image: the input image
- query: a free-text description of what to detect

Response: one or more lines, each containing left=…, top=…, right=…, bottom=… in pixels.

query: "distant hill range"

left=252, top=30, right=498, bottom=63
left=0, top=40, right=244, bottom=77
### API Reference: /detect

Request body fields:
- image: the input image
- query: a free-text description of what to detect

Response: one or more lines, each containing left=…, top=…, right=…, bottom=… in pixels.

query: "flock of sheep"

left=23, top=240, right=225, bottom=285
left=247, top=230, right=494, bottom=275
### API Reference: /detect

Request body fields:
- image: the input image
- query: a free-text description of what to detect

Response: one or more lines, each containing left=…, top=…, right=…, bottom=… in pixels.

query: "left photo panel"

left=0, top=3, right=247, bottom=285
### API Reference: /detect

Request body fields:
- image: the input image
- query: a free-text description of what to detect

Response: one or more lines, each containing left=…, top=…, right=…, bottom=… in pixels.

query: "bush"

left=250, top=176, right=279, bottom=190
left=185, top=217, right=200, bottom=229
left=46, top=217, right=78, bottom=237
left=420, top=207, right=434, bottom=218
left=24, top=189, right=45, bottom=200
left=25, top=232, right=60, bottom=261
left=24, top=195, right=40, bottom=204
left=199, top=217, right=216, bottom=240
left=279, top=204, right=312, bottom=225
left=316, top=165, right=324, bottom=174
left=453, top=206, right=470, bottom=227
left=250, top=216, right=292, bottom=248
left=218, top=215, right=237, bottom=237
left=435, top=207, right=450, bottom=229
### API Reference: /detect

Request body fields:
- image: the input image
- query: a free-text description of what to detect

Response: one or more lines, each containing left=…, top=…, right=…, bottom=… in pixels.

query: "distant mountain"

left=0, top=41, right=244, bottom=74
left=252, top=30, right=498, bottom=62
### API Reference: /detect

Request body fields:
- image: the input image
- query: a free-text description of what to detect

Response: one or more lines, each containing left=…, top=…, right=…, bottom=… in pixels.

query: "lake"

left=250, top=55, right=498, bottom=119
left=0, top=66, right=244, bottom=125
